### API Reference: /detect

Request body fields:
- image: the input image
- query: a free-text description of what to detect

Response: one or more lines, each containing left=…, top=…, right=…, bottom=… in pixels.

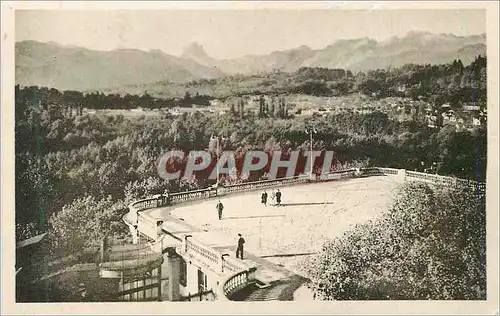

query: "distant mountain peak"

left=182, top=42, right=211, bottom=60
left=16, top=32, right=486, bottom=90
left=297, top=45, right=312, bottom=51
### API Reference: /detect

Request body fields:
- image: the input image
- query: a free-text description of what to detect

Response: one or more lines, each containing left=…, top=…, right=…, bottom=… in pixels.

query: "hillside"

left=15, top=31, right=485, bottom=91
left=15, top=41, right=225, bottom=91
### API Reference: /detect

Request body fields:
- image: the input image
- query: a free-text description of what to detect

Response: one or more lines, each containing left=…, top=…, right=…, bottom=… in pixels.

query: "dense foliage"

left=304, top=181, right=486, bottom=300
left=14, top=57, right=487, bottom=275
left=15, top=91, right=486, bottom=244
left=108, top=56, right=487, bottom=109
left=16, top=85, right=213, bottom=110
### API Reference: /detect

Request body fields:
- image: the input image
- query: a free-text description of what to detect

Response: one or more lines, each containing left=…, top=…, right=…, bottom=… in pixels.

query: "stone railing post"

left=247, top=267, right=257, bottom=282
left=100, top=234, right=109, bottom=263
left=132, top=225, right=139, bottom=245
left=152, top=194, right=162, bottom=207
left=397, top=169, right=406, bottom=183
left=221, top=254, right=229, bottom=273
left=184, top=235, right=192, bottom=253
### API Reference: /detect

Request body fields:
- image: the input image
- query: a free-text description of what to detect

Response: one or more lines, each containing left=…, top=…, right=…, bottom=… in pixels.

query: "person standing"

left=216, top=200, right=224, bottom=220
left=261, top=191, right=268, bottom=207
left=236, top=233, right=245, bottom=259
left=275, top=189, right=282, bottom=206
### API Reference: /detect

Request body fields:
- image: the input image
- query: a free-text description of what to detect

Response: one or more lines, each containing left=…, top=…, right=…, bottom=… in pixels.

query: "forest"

left=14, top=57, right=487, bottom=299
left=16, top=85, right=213, bottom=111
left=112, top=56, right=488, bottom=106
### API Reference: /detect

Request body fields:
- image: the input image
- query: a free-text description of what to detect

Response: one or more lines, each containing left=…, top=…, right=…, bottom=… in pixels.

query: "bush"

left=304, top=181, right=486, bottom=300
left=49, top=196, right=128, bottom=257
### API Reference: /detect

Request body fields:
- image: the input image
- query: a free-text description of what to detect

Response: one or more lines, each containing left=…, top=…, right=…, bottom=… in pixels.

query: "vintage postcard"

left=1, top=1, right=499, bottom=315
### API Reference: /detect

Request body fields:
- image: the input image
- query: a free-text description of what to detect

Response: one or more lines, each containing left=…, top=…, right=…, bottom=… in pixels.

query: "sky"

left=15, top=8, right=486, bottom=60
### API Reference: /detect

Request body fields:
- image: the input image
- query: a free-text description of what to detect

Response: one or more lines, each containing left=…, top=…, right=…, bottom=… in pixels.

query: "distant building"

left=463, top=104, right=481, bottom=111
left=209, top=100, right=220, bottom=107
left=16, top=232, right=49, bottom=269
left=169, top=108, right=181, bottom=116
left=442, top=110, right=457, bottom=125
left=16, top=233, right=50, bottom=301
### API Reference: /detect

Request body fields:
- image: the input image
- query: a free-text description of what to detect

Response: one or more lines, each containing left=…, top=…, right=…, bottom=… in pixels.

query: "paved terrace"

left=144, top=176, right=401, bottom=300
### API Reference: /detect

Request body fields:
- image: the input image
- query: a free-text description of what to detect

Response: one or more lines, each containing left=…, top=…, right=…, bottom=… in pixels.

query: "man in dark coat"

left=216, top=200, right=224, bottom=220
left=275, top=189, right=282, bottom=206
left=236, top=233, right=245, bottom=259
left=261, top=191, right=268, bottom=207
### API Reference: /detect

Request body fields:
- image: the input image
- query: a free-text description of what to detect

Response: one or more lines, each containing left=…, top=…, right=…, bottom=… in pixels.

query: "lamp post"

left=305, top=128, right=317, bottom=179
left=210, top=135, right=227, bottom=186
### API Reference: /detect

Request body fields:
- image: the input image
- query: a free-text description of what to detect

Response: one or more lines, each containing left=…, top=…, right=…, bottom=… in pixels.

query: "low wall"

left=125, top=167, right=485, bottom=300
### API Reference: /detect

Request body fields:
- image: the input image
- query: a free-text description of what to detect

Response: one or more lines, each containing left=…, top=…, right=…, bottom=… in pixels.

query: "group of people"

left=166, top=187, right=286, bottom=262
left=214, top=188, right=284, bottom=220
left=213, top=188, right=284, bottom=261
left=260, top=189, right=282, bottom=207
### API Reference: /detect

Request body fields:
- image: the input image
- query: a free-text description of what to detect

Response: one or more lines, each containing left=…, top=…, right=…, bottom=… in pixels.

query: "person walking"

left=261, top=191, right=268, bottom=207
left=216, top=200, right=224, bottom=220
left=275, top=189, right=282, bottom=206
left=236, top=233, right=245, bottom=259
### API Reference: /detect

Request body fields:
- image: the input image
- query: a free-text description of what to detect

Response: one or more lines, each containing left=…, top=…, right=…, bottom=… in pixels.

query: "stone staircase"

left=230, top=275, right=308, bottom=301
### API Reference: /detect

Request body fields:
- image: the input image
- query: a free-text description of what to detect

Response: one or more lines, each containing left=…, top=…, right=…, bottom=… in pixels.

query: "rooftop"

left=16, top=232, right=48, bottom=249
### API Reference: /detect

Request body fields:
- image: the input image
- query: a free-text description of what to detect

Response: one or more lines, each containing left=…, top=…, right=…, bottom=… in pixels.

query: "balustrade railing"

left=378, top=167, right=399, bottom=175
left=170, top=188, right=213, bottom=204
left=124, top=166, right=486, bottom=301
left=220, top=174, right=310, bottom=194
left=218, top=270, right=250, bottom=301
left=184, top=237, right=220, bottom=267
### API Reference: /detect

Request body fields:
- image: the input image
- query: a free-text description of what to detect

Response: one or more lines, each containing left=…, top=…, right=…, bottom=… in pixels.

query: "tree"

left=270, top=97, right=276, bottom=117
left=238, top=98, right=245, bottom=120
left=258, top=95, right=265, bottom=117
left=49, top=196, right=128, bottom=256
left=304, top=181, right=486, bottom=300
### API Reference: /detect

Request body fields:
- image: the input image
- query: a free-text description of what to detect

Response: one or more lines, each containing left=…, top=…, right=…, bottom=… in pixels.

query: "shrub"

left=305, top=181, right=486, bottom=300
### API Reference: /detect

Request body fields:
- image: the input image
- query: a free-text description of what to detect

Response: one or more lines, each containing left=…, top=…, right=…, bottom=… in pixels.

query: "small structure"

left=16, top=232, right=49, bottom=271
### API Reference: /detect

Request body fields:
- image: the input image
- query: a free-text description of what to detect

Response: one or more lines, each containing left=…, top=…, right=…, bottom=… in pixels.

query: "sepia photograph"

left=1, top=1, right=498, bottom=315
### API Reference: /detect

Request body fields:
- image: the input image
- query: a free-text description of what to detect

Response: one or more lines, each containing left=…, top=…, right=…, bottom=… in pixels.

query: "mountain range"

left=16, top=31, right=486, bottom=91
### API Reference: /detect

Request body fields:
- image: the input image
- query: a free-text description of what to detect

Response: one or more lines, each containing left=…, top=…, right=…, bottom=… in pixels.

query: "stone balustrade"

left=124, top=166, right=485, bottom=300
left=217, top=269, right=251, bottom=301
left=184, top=236, right=220, bottom=267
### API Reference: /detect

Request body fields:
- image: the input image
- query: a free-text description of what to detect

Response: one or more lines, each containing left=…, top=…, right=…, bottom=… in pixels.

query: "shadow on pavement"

left=259, top=252, right=318, bottom=259
left=277, top=202, right=335, bottom=207
left=223, top=215, right=285, bottom=220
